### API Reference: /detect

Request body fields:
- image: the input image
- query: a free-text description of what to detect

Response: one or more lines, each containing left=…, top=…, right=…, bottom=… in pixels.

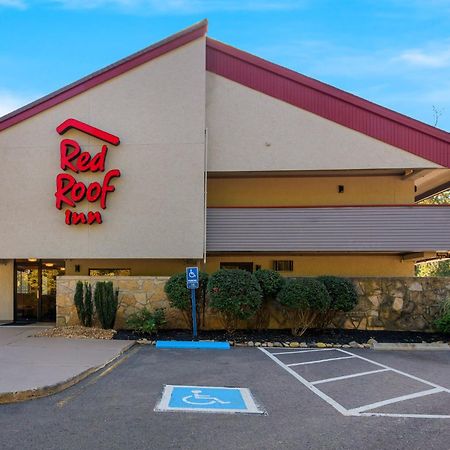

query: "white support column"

left=0, top=260, right=14, bottom=321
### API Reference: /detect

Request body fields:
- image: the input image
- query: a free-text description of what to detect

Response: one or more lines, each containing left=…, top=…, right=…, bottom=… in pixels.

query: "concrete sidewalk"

left=0, top=326, right=133, bottom=403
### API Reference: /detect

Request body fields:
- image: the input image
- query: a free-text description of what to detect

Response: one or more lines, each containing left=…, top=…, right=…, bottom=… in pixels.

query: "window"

left=89, top=269, right=131, bottom=276
left=220, top=262, right=253, bottom=272
left=273, top=260, right=294, bottom=272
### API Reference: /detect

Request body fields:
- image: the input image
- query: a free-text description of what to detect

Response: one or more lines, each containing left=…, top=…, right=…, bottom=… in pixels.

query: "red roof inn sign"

left=55, top=118, right=121, bottom=225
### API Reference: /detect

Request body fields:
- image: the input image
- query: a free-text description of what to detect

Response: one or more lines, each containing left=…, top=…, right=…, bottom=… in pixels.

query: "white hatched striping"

left=311, top=368, right=390, bottom=385
left=286, top=356, right=356, bottom=367
left=259, top=347, right=450, bottom=419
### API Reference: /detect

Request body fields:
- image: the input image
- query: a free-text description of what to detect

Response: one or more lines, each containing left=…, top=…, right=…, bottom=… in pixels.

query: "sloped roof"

left=0, top=20, right=207, bottom=132
left=0, top=19, right=449, bottom=168
left=206, top=38, right=450, bottom=168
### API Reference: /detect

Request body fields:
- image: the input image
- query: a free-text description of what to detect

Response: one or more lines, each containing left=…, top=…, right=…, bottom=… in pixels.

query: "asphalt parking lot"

left=0, top=346, right=449, bottom=450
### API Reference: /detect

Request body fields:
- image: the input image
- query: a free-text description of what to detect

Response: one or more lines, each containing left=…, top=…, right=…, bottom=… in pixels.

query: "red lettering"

left=65, top=210, right=72, bottom=225
left=100, top=169, right=121, bottom=209
left=71, top=183, right=86, bottom=202
left=90, top=145, right=108, bottom=172
left=77, top=152, right=92, bottom=172
left=86, top=182, right=102, bottom=202
left=55, top=173, right=76, bottom=209
left=60, top=139, right=81, bottom=172
left=71, top=212, right=87, bottom=225
left=87, top=211, right=102, bottom=224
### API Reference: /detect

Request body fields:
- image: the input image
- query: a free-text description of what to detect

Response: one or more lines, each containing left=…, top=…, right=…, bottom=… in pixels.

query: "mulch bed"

left=113, top=328, right=449, bottom=344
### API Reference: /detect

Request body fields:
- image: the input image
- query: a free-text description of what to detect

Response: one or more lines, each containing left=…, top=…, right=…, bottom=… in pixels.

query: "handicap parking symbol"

left=155, top=385, right=265, bottom=414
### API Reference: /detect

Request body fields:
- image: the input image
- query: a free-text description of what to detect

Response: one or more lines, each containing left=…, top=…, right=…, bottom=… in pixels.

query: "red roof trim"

left=56, top=118, right=120, bottom=145
left=206, top=38, right=450, bottom=168
left=0, top=20, right=207, bottom=132
left=209, top=204, right=450, bottom=209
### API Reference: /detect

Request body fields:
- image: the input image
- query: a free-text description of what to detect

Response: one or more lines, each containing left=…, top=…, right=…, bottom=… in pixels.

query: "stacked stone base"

left=57, top=276, right=450, bottom=332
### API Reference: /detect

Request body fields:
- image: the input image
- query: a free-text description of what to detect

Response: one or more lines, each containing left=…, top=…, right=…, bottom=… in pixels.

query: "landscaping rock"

left=367, top=338, right=378, bottom=346
left=349, top=341, right=359, bottom=348
left=274, top=342, right=283, bottom=347
left=342, top=344, right=351, bottom=348
left=35, top=326, right=116, bottom=340
left=299, top=342, right=308, bottom=348
left=254, top=342, right=261, bottom=347
left=316, top=342, right=327, bottom=348
left=267, top=342, right=274, bottom=347
left=289, top=342, right=300, bottom=348
left=247, top=341, right=254, bottom=347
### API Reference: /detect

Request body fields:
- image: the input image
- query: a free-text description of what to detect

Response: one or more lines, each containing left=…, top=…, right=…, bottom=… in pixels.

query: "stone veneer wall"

left=57, top=276, right=450, bottom=332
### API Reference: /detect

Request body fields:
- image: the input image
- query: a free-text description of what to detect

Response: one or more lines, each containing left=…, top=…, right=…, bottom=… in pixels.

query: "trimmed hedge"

left=317, top=276, right=358, bottom=312
left=207, top=269, right=262, bottom=330
left=277, top=278, right=331, bottom=336
left=254, top=269, right=285, bottom=299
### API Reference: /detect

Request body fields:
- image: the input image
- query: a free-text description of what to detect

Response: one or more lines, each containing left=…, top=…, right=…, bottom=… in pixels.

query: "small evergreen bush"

left=164, top=271, right=209, bottom=329
left=94, top=281, right=118, bottom=329
left=317, top=276, right=358, bottom=327
left=207, top=269, right=262, bottom=332
left=126, top=308, right=166, bottom=335
left=254, top=269, right=285, bottom=299
left=434, top=298, right=450, bottom=334
left=74, top=281, right=93, bottom=327
left=253, top=269, right=285, bottom=329
left=277, top=278, right=331, bottom=336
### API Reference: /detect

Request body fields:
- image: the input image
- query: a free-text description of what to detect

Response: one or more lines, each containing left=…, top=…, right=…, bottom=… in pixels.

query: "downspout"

left=203, top=127, right=208, bottom=264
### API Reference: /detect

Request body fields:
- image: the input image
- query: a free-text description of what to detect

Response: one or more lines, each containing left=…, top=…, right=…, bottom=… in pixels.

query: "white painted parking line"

left=259, top=347, right=450, bottom=419
left=348, top=387, right=444, bottom=414
left=271, top=348, right=336, bottom=355
left=337, top=348, right=450, bottom=393
left=287, top=356, right=356, bottom=367
left=311, top=368, right=390, bottom=385
left=259, top=347, right=351, bottom=416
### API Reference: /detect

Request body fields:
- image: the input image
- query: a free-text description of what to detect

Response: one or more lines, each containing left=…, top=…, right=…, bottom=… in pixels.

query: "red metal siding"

left=206, top=39, right=450, bottom=168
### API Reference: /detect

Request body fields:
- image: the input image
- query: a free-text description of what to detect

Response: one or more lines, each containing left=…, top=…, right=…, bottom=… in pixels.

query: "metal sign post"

left=186, top=267, right=199, bottom=340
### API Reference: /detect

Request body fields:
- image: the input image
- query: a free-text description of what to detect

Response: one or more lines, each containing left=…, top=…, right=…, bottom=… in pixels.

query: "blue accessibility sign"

left=155, top=385, right=264, bottom=414
left=186, top=267, right=199, bottom=289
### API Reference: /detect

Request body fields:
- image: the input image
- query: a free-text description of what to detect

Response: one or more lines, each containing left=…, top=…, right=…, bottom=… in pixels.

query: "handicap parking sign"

left=155, top=385, right=265, bottom=414
left=186, top=267, right=199, bottom=289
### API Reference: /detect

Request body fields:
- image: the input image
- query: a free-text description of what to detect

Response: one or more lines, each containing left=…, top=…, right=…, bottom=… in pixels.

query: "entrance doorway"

left=14, top=260, right=65, bottom=323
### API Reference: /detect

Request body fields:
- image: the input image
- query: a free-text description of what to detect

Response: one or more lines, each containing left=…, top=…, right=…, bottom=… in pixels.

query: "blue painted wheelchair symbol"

left=155, top=385, right=265, bottom=414
left=182, top=389, right=231, bottom=406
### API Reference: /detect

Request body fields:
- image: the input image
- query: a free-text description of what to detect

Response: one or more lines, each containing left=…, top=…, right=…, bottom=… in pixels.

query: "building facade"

left=1, top=20, right=449, bottom=323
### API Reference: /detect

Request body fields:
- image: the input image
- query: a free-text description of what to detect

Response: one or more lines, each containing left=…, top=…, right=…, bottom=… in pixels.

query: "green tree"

left=416, top=190, right=450, bottom=277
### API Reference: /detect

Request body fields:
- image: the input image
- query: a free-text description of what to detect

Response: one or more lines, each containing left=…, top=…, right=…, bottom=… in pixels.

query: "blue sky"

left=1, top=0, right=450, bottom=131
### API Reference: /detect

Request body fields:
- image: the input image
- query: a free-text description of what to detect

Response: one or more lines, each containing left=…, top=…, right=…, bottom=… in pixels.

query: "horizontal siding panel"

left=206, top=207, right=450, bottom=252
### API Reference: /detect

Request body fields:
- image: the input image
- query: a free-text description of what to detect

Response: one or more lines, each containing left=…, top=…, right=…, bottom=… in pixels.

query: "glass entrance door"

left=15, top=260, right=65, bottom=322
left=16, top=263, right=40, bottom=322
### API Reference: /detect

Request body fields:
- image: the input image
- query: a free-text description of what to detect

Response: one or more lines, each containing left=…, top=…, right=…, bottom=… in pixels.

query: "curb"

left=0, top=341, right=136, bottom=405
left=373, top=342, right=450, bottom=351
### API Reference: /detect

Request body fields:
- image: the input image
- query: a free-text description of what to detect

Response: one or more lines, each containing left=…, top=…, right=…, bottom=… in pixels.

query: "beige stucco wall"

left=208, top=175, right=415, bottom=206
left=206, top=73, right=441, bottom=172
left=0, top=260, right=14, bottom=321
left=0, top=38, right=206, bottom=259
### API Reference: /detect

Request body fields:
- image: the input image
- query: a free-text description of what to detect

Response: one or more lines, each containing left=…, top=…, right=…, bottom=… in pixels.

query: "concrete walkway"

left=0, top=326, right=133, bottom=402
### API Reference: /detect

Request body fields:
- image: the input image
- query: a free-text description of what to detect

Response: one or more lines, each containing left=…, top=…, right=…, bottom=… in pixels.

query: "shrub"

left=74, top=281, right=93, bottom=327
left=277, top=278, right=331, bottom=336
left=253, top=269, right=285, bottom=329
left=207, top=269, right=262, bottom=332
left=164, top=271, right=209, bottom=329
left=126, top=308, right=166, bottom=335
left=434, top=298, right=450, bottom=334
left=254, top=269, right=285, bottom=299
left=317, top=276, right=358, bottom=327
left=94, top=281, right=118, bottom=329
